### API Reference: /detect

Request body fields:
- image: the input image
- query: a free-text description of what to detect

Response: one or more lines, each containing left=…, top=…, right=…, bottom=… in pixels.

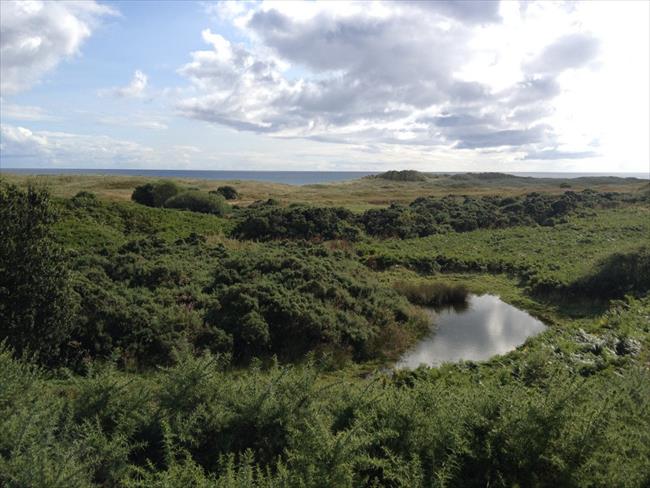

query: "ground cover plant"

left=1, top=174, right=649, bottom=487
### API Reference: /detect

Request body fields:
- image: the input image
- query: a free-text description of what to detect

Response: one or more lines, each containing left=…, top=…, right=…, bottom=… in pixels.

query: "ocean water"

left=1, top=168, right=648, bottom=185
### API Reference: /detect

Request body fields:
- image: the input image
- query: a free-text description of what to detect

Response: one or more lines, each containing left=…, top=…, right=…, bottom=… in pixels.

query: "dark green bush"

left=233, top=205, right=362, bottom=241
left=571, top=246, right=650, bottom=299
left=165, top=191, right=228, bottom=215
left=0, top=183, right=77, bottom=365
left=213, top=185, right=239, bottom=200
left=205, top=247, right=422, bottom=362
left=373, top=170, right=428, bottom=182
left=131, top=181, right=182, bottom=207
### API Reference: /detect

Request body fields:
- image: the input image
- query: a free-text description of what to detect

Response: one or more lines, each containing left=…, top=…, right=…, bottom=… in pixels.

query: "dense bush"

left=233, top=190, right=633, bottom=243
left=0, top=183, right=77, bottom=365
left=68, top=235, right=225, bottom=368
left=205, top=247, right=423, bottom=362
left=571, top=246, right=650, bottom=299
left=233, top=205, right=362, bottom=241
left=165, top=190, right=229, bottom=215
left=373, top=170, right=428, bottom=181
left=2, top=303, right=649, bottom=488
left=360, top=190, right=631, bottom=238
left=131, top=181, right=182, bottom=207
left=213, top=185, right=239, bottom=200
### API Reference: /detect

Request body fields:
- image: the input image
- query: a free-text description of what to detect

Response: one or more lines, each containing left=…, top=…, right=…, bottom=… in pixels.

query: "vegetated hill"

left=370, top=170, right=429, bottom=181
left=450, top=172, right=520, bottom=181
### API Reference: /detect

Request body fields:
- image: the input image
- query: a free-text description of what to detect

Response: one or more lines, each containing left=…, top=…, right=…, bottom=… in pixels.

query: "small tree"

left=0, top=182, right=77, bottom=364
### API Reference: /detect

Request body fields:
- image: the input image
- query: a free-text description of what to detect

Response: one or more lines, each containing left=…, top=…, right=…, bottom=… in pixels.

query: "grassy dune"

left=2, top=171, right=647, bottom=209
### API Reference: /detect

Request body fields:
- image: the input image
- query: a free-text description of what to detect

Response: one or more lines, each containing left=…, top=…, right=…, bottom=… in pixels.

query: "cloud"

left=522, top=148, right=599, bottom=160
left=0, top=123, right=154, bottom=167
left=0, top=123, right=212, bottom=168
left=0, top=124, right=49, bottom=158
left=0, top=99, right=58, bottom=121
left=176, top=1, right=603, bottom=156
left=96, top=113, right=167, bottom=130
left=526, top=33, right=600, bottom=75
left=0, top=0, right=116, bottom=94
left=100, top=70, right=149, bottom=98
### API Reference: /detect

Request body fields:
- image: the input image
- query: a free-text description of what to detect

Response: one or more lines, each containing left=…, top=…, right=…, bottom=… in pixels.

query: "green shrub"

left=0, top=183, right=77, bottom=365
left=571, top=246, right=650, bottom=299
left=233, top=205, right=362, bottom=241
left=165, top=191, right=229, bottom=215
left=131, top=181, right=182, bottom=207
left=205, top=247, right=422, bottom=362
left=213, top=186, right=239, bottom=200
left=374, top=170, right=428, bottom=182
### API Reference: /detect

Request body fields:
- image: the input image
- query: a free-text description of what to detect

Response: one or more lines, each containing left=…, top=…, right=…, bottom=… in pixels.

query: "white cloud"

left=96, top=113, right=168, bottom=130
left=0, top=123, right=154, bottom=167
left=176, top=0, right=617, bottom=163
left=0, top=99, right=59, bottom=121
left=0, top=123, right=212, bottom=168
left=0, top=0, right=116, bottom=94
left=100, top=70, right=150, bottom=98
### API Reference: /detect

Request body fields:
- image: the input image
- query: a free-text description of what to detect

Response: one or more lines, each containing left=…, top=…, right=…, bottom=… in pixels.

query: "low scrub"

left=212, top=185, right=239, bottom=200
left=164, top=190, right=229, bottom=215
left=373, top=170, right=428, bottom=182
left=570, top=246, right=650, bottom=299
left=393, top=280, right=468, bottom=307
left=233, top=205, right=362, bottom=241
left=131, top=180, right=182, bottom=207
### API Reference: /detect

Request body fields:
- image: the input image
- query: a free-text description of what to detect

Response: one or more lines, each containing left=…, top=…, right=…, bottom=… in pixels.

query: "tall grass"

left=393, top=280, right=468, bottom=307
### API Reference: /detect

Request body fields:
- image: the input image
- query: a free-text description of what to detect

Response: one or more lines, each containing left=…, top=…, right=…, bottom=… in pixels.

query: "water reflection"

left=396, top=294, right=546, bottom=369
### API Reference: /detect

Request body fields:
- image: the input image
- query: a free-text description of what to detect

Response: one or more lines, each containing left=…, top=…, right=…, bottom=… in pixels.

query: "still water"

left=396, top=294, right=547, bottom=369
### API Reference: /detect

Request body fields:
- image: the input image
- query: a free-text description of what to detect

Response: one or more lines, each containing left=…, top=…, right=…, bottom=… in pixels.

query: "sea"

left=1, top=168, right=648, bottom=185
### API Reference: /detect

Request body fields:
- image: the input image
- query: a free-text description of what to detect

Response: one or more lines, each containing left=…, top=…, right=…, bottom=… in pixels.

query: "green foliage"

left=213, top=185, right=240, bottom=200
left=131, top=181, right=181, bottom=207
left=0, top=183, right=77, bottom=365
left=572, top=246, right=650, bottom=299
left=359, top=206, right=650, bottom=297
left=2, top=322, right=650, bottom=487
left=165, top=190, right=229, bottom=215
left=373, top=170, right=428, bottom=182
left=2, top=180, right=650, bottom=486
left=205, top=246, right=421, bottom=362
left=360, top=190, right=631, bottom=238
left=233, top=205, right=362, bottom=241
left=393, top=280, right=468, bottom=307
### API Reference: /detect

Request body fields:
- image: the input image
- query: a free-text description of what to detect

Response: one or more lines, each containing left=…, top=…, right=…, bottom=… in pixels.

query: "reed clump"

left=393, top=280, right=469, bottom=307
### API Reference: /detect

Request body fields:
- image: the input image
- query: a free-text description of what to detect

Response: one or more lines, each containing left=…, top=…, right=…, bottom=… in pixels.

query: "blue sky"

left=1, top=0, right=648, bottom=172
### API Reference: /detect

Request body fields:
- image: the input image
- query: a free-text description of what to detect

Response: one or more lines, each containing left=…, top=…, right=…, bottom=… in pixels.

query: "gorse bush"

left=205, top=246, right=424, bottom=362
left=572, top=246, right=650, bottom=299
left=213, top=185, right=240, bottom=200
left=232, top=190, right=634, bottom=242
left=233, top=205, right=362, bottom=241
left=2, top=318, right=650, bottom=488
left=373, top=170, right=428, bottom=182
left=131, top=181, right=182, bottom=207
left=165, top=190, right=229, bottom=215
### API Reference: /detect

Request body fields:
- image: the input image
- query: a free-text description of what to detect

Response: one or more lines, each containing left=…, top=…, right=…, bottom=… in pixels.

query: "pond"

left=396, top=294, right=547, bottom=369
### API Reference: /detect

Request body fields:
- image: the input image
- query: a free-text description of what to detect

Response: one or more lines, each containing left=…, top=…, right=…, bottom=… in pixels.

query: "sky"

left=0, top=0, right=648, bottom=172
